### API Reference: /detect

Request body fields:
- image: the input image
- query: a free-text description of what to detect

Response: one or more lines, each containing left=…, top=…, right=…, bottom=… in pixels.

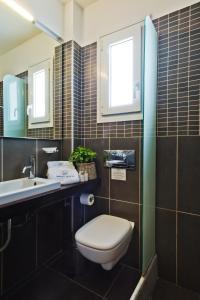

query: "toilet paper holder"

left=80, top=193, right=95, bottom=206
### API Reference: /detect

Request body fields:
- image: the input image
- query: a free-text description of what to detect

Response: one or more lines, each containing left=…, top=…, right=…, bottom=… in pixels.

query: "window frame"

left=97, top=23, right=143, bottom=123
left=28, top=59, right=53, bottom=129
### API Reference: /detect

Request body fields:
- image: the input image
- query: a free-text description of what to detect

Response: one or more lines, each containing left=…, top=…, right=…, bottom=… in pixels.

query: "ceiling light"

left=2, top=0, right=34, bottom=22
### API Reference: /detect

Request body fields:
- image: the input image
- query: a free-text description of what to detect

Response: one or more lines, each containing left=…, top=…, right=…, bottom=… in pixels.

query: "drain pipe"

left=0, top=219, right=12, bottom=253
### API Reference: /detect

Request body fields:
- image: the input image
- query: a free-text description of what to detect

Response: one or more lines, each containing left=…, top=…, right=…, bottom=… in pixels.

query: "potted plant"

left=69, top=146, right=97, bottom=180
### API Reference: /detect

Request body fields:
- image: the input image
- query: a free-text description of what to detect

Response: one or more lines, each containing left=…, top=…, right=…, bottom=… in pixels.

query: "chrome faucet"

left=22, top=155, right=36, bottom=179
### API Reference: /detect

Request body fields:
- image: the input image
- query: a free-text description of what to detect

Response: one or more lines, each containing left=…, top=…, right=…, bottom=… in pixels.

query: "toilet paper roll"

left=80, top=194, right=95, bottom=206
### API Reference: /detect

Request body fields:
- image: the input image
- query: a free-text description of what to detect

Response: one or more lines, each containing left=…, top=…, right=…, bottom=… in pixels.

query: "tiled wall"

left=54, top=44, right=63, bottom=140
left=62, top=41, right=73, bottom=141
left=156, top=137, right=200, bottom=293
left=155, top=2, right=200, bottom=294
left=74, top=42, right=82, bottom=140
left=155, top=3, right=200, bottom=137
left=0, top=137, right=61, bottom=181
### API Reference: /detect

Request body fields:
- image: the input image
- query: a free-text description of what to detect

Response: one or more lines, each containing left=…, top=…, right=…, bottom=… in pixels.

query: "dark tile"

left=152, top=279, right=200, bottom=300
left=74, top=139, right=84, bottom=149
left=178, top=212, right=200, bottom=293
left=37, top=202, right=64, bottom=265
left=62, top=139, right=72, bottom=159
left=0, top=138, right=2, bottom=181
left=85, top=139, right=109, bottom=198
left=155, top=208, right=176, bottom=282
left=156, top=137, right=177, bottom=210
left=178, top=137, right=200, bottom=214
left=110, top=200, right=140, bottom=269
left=84, top=196, right=109, bottom=223
left=3, top=215, right=36, bottom=293
left=110, top=169, right=139, bottom=203
left=51, top=252, right=122, bottom=297
left=49, top=246, right=88, bottom=278
left=106, top=266, right=140, bottom=300
left=36, top=140, right=61, bottom=177
left=110, top=200, right=139, bottom=223
left=4, top=268, right=101, bottom=300
left=3, top=138, right=36, bottom=181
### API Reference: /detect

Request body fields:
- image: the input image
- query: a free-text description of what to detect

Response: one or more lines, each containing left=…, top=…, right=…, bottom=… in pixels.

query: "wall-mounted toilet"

left=75, top=214, right=134, bottom=271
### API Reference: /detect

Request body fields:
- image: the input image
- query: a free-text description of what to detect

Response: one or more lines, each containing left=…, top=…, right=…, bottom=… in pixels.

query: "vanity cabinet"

left=0, top=180, right=99, bottom=297
left=0, top=198, right=68, bottom=296
left=2, top=215, right=36, bottom=293
left=37, top=201, right=65, bottom=265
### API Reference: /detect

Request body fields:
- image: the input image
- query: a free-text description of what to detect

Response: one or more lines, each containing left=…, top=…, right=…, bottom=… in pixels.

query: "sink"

left=0, top=177, right=61, bottom=207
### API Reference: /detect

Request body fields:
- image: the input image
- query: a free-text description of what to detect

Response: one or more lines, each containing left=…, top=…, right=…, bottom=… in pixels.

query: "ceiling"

left=62, top=0, right=98, bottom=8
left=0, top=2, right=40, bottom=56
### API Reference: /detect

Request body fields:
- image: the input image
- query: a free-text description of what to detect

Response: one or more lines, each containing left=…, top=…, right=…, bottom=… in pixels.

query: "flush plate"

left=104, top=150, right=136, bottom=169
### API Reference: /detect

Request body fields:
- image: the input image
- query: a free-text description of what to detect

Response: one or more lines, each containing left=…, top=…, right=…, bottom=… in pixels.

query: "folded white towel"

left=47, top=161, right=75, bottom=169
left=47, top=161, right=80, bottom=185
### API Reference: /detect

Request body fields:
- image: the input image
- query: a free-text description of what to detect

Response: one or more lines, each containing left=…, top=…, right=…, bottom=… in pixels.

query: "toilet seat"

left=75, top=214, right=132, bottom=250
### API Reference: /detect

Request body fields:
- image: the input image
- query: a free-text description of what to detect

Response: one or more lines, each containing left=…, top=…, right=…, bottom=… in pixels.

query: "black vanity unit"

left=0, top=180, right=99, bottom=299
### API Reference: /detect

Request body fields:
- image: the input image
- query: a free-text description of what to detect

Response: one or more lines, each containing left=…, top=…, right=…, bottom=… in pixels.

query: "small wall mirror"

left=0, top=1, right=62, bottom=140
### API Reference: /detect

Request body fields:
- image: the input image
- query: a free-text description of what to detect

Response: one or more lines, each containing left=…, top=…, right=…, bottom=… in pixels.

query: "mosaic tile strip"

left=155, top=2, right=200, bottom=137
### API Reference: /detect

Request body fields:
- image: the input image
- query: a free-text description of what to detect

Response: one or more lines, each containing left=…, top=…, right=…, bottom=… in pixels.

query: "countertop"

left=0, top=179, right=100, bottom=221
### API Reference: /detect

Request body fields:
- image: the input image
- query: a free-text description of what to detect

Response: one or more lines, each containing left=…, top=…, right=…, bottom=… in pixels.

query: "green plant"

left=69, top=146, right=96, bottom=164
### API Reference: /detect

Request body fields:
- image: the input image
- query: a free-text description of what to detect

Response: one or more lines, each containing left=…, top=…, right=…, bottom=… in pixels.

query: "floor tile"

left=50, top=251, right=122, bottom=297
left=4, top=268, right=101, bottom=300
left=105, top=266, right=140, bottom=300
left=152, top=279, right=200, bottom=300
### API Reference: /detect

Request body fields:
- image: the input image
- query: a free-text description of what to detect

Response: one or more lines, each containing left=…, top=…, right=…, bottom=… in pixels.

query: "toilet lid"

left=75, top=215, right=133, bottom=250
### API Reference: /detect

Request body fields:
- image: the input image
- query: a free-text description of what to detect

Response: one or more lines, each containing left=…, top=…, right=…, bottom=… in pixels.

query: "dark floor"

left=3, top=251, right=140, bottom=300
left=152, top=279, right=200, bottom=300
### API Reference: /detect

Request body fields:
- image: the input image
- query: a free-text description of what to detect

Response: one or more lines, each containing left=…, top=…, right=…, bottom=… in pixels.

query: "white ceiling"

left=0, top=2, right=40, bottom=56
left=61, top=0, right=98, bottom=8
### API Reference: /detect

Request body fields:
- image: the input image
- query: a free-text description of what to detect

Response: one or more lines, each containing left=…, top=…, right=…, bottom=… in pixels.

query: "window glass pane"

left=33, top=69, right=45, bottom=118
left=109, top=38, right=133, bottom=108
left=9, top=81, right=18, bottom=121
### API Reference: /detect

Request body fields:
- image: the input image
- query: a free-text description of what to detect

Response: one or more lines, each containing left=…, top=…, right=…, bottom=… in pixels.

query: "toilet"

left=75, top=214, right=134, bottom=271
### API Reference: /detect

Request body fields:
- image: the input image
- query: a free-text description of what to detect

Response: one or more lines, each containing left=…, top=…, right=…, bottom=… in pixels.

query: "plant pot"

left=76, top=162, right=97, bottom=180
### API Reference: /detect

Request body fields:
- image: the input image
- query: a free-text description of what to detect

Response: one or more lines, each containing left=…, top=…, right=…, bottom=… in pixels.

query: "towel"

left=47, top=161, right=80, bottom=185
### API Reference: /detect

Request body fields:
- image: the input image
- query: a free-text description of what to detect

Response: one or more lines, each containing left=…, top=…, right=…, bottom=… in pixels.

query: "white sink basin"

left=0, top=177, right=61, bottom=207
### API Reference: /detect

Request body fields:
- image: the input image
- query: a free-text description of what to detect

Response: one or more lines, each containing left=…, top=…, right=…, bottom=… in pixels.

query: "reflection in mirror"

left=3, top=74, right=26, bottom=137
left=0, top=1, right=62, bottom=140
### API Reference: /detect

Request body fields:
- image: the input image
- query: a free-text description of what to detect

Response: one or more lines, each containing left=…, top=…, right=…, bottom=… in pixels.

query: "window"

left=9, top=81, right=18, bottom=121
left=28, top=59, right=53, bottom=128
left=98, top=23, right=143, bottom=123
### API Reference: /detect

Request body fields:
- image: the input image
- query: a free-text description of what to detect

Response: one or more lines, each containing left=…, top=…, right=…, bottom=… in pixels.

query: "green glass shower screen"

left=3, top=74, right=26, bottom=137
left=142, top=16, right=158, bottom=274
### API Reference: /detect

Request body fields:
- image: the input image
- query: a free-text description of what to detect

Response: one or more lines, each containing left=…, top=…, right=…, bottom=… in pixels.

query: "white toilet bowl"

left=75, top=214, right=134, bottom=270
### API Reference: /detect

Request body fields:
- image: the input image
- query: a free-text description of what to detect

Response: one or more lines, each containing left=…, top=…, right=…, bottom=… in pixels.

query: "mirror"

left=0, top=2, right=62, bottom=139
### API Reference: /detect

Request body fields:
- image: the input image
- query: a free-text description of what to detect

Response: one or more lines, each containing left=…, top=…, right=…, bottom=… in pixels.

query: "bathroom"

left=0, top=0, right=199, bottom=299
